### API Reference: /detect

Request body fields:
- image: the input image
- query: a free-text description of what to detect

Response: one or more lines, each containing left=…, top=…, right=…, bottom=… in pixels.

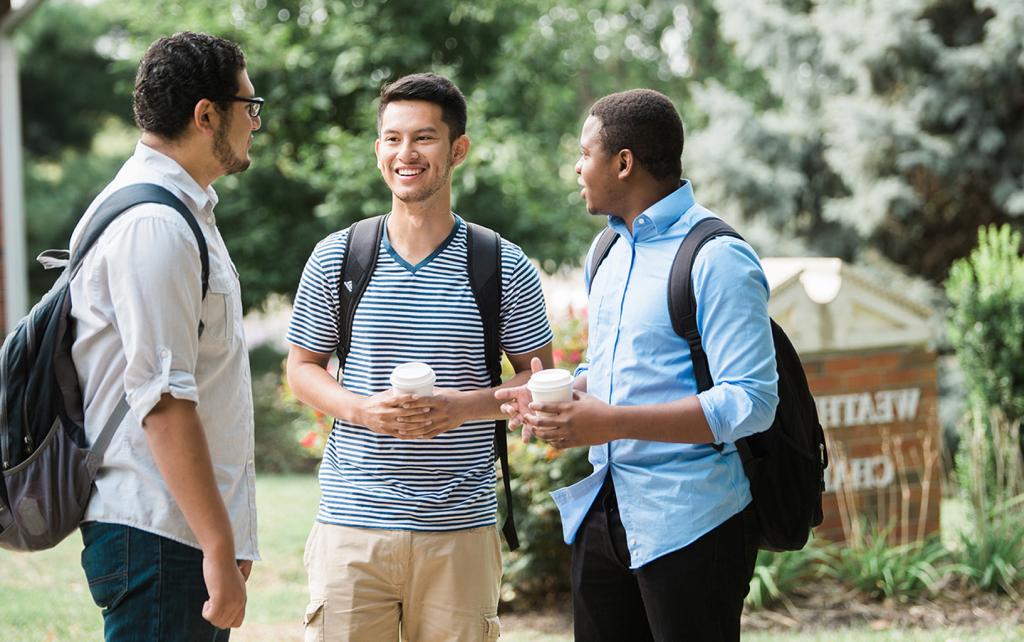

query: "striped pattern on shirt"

left=287, top=216, right=552, bottom=531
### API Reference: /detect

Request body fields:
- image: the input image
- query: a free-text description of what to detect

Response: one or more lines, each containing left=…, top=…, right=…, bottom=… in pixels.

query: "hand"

left=357, top=389, right=432, bottom=437
left=494, top=357, right=544, bottom=442
left=202, top=553, right=247, bottom=629
left=238, top=559, right=253, bottom=582
left=394, top=388, right=470, bottom=439
left=525, top=391, right=614, bottom=449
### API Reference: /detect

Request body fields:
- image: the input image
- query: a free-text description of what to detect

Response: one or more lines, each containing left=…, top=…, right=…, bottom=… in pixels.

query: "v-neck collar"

left=382, top=213, right=463, bottom=273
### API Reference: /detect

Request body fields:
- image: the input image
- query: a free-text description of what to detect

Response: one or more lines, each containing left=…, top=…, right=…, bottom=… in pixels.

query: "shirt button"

left=206, top=216, right=214, bottom=224
left=160, top=348, right=170, bottom=358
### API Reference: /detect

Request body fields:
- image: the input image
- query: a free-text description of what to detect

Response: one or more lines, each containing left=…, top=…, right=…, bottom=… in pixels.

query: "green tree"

left=20, top=0, right=755, bottom=309
left=690, top=0, right=1024, bottom=282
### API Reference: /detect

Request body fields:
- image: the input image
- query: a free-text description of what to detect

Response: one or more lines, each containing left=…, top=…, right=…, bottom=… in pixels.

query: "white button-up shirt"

left=70, top=142, right=258, bottom=559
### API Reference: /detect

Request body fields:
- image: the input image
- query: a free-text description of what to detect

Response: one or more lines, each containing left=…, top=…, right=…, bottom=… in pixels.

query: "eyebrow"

left=381, top=126, right=441, bottom=135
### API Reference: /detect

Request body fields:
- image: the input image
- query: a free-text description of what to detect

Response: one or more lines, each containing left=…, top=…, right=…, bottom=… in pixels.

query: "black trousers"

left=571, top=477, right=759, bottom=642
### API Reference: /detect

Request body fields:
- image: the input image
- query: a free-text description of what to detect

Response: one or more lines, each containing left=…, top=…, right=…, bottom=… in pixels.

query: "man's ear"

left=617, top=149, right=635, bottom=180
left=451, top=134, right=470, bottom=168
left=193, top=99, right=219, bottom=136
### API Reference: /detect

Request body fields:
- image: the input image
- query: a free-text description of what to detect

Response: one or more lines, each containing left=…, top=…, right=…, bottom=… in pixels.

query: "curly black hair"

left=377, top=73, right=467, bottom=143
left=132, top=32, right=247, bottom=141
left=589, top=89, right=684, bottom=181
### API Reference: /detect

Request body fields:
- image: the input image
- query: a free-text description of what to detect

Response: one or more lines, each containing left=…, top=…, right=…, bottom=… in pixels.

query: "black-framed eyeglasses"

left=214, top=95, right=264, bottom=119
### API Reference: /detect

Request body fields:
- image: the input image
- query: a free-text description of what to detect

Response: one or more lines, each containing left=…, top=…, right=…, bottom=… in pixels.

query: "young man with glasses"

left=72, top=32, right=261, bottom=640
left=286, top=72, right=553, bottom=641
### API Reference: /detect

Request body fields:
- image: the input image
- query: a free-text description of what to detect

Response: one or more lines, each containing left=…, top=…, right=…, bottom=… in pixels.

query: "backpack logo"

left=344, top=280, right=353, bottom=292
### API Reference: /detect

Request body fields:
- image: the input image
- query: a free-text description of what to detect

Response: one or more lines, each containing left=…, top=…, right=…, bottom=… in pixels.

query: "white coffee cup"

left=390, top=362, right=436, bottom=397
left=527, top=368, right=574, bottom=410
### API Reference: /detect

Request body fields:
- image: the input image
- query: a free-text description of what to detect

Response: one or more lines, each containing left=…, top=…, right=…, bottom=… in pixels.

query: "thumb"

left=531, top=357, right=544, bottom=374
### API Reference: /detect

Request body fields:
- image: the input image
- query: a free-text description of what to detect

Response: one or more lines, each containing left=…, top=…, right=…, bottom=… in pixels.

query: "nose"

left=574, top=157, right=582, bottom=174
left=251, top=115, right=261, bottom=131
left=398, top=140, right=418, bottom=161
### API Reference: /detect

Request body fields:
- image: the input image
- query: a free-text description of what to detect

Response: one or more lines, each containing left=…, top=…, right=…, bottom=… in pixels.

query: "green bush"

left=823, top=530, right=950, bottom=601
left=955, top=495, right=1024, bottom=597
left=500, top=442, right=591, bottom=605
left=946, top=225, right=1024, bottom=428
left=746, top=546, right=827, bottom=610
left=250, top=345, right=320, bottom=474
left=945, top=225, right=1024, bottom=597
left=500, top=312, right=592, bottom=605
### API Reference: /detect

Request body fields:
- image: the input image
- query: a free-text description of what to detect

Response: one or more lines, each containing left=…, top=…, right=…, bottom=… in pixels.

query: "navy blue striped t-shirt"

left=287, top=215, right=552, bottom=531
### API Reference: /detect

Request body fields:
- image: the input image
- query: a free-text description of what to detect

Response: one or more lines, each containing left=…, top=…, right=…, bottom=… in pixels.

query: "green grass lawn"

left=2, top=478, right=1021, bottom=641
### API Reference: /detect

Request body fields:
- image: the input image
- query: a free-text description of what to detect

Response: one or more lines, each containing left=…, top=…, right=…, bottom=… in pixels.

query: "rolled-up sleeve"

left=692, top=238, right=779, bottom=443
left=96, top=211, right=203, bottom=421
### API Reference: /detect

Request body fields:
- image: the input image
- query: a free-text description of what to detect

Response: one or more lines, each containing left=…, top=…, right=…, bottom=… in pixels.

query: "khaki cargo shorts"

left=303, top=522, right=502, bottom=642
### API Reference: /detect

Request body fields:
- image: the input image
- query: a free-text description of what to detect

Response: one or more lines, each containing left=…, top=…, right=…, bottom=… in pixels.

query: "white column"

left=0, top=33, right=28, bottom=329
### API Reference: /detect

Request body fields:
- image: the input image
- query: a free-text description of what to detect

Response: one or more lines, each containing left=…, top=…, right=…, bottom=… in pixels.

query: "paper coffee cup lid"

left=390, top=362, right=436, bottom=387
left=528, top=368, right=573, bottom=391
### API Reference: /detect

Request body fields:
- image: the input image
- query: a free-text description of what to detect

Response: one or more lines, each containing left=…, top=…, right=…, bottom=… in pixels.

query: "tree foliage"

left=20, top=0, right=745, bottom=310
left=691, top=0, right=1024, bottom=282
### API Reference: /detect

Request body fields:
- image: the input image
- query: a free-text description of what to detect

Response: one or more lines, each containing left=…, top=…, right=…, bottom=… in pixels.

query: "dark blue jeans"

left=80, top=522, right=230, bottom=642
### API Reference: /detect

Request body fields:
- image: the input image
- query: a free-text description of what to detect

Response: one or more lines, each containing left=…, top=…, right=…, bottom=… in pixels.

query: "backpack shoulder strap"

left=466, top=222, right=503, bottom=385
left=465, top=222, right=520, bottom=551
left=586, top=227, right=619, bottom=294
left=669, top=217, right=743, bottom=394
left=73, top=184, right=210, bottom=466
left=71, top=183, right=210, bottom=298
left=336, top=215, right=385, bottom=370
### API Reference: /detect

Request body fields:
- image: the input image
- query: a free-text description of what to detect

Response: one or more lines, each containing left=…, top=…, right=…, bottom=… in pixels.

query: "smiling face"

left=213, top=69, right=260, bottom=175
left=575, top=115, right=623, bottom=216
left=375, top=100, right=468, bottom=205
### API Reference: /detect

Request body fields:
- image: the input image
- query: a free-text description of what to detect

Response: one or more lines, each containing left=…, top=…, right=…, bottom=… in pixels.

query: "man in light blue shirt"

left=498, top=89, right=778, bottom=641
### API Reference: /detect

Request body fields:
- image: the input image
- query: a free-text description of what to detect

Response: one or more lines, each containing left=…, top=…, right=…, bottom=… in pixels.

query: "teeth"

left=397, top=168, right=423, bottom=177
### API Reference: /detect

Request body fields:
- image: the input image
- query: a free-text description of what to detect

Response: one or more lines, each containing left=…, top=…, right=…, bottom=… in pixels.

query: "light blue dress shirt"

left=550, top=181, right=779, bottom=568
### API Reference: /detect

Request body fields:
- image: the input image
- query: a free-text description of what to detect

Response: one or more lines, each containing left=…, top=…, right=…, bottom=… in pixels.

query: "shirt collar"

left=607, top=180, right=696, bottom=240
left=131, top=141, right=220, bottom=212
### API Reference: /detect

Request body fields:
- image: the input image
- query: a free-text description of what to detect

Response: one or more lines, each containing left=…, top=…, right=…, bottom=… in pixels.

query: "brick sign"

left=803, top=349, right=942, bottom=544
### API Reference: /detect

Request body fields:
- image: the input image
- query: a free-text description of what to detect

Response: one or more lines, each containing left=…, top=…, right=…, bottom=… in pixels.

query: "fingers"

left=238, top=560, right=253, bottom=582
left=528, top=401, right=571, bottom=416
left=530, top=357, right=544, bottom=374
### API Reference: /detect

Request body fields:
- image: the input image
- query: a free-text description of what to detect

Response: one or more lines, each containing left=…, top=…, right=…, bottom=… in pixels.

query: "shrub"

left=250, top=345, right=320, bottom=473
left=501, top=311, right=592, bottom=605
left=746, top=546, right=825, bottom=610
left=500, top=441, right=592, bottom=605
left=823, top=529, right=950, bottom=600
left=955, top=495, right=1024, bottom=597
left=946, top=225, right=1024, bottom=429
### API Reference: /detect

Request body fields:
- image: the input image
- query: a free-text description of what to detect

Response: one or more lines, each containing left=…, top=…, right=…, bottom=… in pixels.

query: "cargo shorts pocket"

left=303, top=599, right=325, bottom=642
left=483, top=612, right=500, bottom=642
left=80, top=523, right=129, bottom=612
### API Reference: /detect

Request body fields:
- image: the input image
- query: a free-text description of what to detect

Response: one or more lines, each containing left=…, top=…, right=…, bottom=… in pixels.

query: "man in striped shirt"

left=286, top=73, right=553, bottom=641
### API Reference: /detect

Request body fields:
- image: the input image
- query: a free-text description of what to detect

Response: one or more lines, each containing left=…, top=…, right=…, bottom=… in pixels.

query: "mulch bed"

left=502, top=581, right=1024, bottom=636
left=742, top=579, right=1024, bottom=633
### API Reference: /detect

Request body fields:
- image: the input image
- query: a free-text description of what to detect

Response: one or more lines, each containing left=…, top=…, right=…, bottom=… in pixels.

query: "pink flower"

left=299, top=430, right=318, bottom=449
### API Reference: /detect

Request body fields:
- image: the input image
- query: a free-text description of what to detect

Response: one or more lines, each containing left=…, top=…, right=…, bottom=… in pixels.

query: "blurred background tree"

left=691, top=0, right=1024, bottom=283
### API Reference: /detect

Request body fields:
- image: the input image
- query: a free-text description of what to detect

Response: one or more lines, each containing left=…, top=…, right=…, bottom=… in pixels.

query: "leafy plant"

left=823, top=529, right=951, bottom=600
left=955, top=495, right=1024, bottom=597
left=746, top=546, right=826, bottom=610
left=501, top=312, right=592, bottom=604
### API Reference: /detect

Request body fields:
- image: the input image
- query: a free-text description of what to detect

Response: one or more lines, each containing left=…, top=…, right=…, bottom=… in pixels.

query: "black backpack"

left=337, top=215, right=519, bottom=551
left=0, top=184, right=209, bottom=551
left=588, top=217, right=828, bottom=551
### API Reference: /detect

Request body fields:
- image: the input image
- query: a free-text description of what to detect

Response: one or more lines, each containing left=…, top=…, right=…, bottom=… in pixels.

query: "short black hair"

left=378, top=73, right=467, bottom=142
left=133, top=32, right=247, bottom=140
left=589, top=89, right=684, bottom=181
